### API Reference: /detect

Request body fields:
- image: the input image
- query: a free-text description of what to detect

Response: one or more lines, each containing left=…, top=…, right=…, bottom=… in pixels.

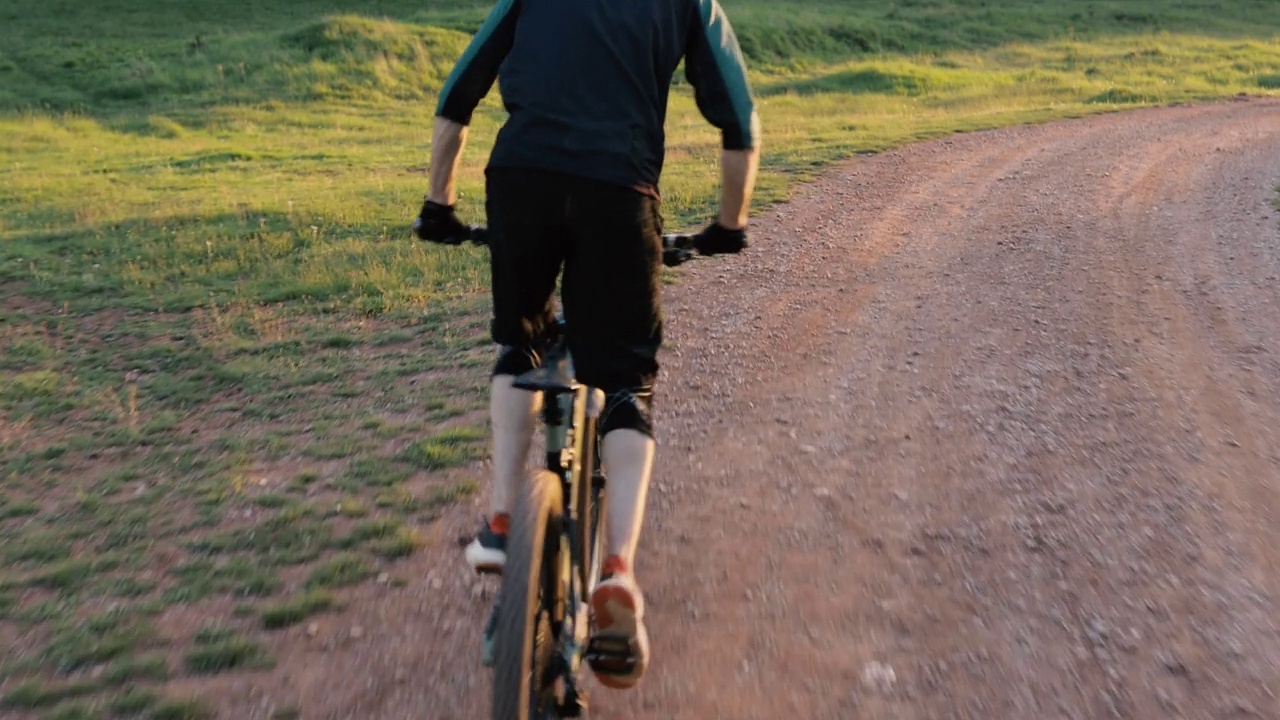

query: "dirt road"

left=251, top=97, right=1280, bottom=720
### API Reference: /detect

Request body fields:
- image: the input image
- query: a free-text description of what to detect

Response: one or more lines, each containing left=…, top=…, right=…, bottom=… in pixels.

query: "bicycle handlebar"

left=459, top=226, right=701, bottom=267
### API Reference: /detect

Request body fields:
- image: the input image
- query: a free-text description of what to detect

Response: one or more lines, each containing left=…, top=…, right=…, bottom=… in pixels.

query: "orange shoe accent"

left=601, top=555, right=627, bottom=578
left=489, top=513, right=511, bottom=535
left=591, top=583, right=633, bottom=632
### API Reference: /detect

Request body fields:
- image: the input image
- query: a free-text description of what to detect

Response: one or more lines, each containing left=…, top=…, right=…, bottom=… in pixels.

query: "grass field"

left=2, top=0, right=1279, bottom=715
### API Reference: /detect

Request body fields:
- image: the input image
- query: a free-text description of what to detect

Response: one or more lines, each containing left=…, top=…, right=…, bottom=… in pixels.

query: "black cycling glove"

left=413, top=200, right=470, bottom=245
left=693, top=222, right=748, bottom=256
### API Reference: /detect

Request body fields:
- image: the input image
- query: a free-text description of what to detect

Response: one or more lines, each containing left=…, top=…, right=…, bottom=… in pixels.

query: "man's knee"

left=599, top=387, right=654, bottom=438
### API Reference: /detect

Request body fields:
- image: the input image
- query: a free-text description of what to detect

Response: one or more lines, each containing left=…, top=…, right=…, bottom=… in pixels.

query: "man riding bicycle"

left=414, top=0, right=759, bottom=690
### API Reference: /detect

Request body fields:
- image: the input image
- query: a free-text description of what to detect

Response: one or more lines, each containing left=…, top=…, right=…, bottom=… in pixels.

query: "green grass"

left=41, top=702, right=98, bottom=720
left=4, top=533, right=73, bottom=565
left=184, top=627, right=274, bottom=674
left=1, top=680, right=100, bottom=710
left=320, top=515, right=419, bottom=558
left=148, top=697, right=215, bottom=720
left=186, top=514, right=332, bottom=565
left=260, top=589, right=337, bottom=629
left=305, top=552, right=377, bottom=589
left=43, top=609, right=156, bottom=674
left=108, top=687, right=162, bottom=716
left=340, top=456, right=414, bottom=489
left=103, top=655, right=171, bottom=685
left=0, top=497, right=42, bottom=519
left=369, top=525, right=421, bottom=560
left=400, top=426, right=487, bottom=470
left=2, top=0, right=1278, bottom=713
left=423, top=479, right=479, bottom=521
left=164, top=557, right=281, bottom=602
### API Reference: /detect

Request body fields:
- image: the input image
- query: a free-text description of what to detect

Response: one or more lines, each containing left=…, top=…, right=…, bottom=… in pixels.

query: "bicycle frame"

left=484, top=329, right=605, bottom=717
left=451, top=227, right=699, bottom=718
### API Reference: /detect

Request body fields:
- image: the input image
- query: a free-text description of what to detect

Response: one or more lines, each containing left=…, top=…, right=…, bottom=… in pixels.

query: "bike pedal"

left=584, top=636, right=638, bottom=675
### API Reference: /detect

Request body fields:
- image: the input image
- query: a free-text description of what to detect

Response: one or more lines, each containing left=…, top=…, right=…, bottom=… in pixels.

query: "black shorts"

left=484, top=167, right=664, bottom=394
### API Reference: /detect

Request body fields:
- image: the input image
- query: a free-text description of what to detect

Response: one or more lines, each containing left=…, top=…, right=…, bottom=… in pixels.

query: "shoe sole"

left=589, top=583, right=648, bottom=689
left=465, top=544, right=506, bottom=575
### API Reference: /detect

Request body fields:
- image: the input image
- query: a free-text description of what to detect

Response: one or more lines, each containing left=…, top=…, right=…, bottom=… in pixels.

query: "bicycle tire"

left=585, top=482, right=606, bottom=593
left=576, top=417, right=606, bottom=593
left=493, top=470, right=565, bottom=720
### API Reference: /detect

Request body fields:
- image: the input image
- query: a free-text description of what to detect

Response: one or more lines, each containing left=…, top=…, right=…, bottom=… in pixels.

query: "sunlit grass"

left=4, top=31, right=1277, bottom=317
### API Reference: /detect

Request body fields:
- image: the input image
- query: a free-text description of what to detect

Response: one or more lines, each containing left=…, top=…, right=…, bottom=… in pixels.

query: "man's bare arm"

left=718, top=146, right=760, bottom=230
left=427, top=117, right=469, bottom=206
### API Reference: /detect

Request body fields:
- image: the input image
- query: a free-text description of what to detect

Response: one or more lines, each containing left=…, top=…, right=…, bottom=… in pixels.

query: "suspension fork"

left=540, top=385, right=591, bottom=652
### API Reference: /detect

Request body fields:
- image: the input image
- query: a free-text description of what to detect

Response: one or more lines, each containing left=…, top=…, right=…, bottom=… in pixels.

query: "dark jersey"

left=436, top=0, right=758, bottom=196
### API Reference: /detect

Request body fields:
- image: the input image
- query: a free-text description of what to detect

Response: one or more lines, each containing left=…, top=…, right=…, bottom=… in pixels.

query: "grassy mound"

left=277, top=16, right=467, bottom=101
left=0, top=14, right=471, bottom=110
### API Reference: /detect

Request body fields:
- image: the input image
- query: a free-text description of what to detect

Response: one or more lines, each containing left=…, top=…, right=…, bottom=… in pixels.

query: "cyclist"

left=414, top=0, right=759, bottom=690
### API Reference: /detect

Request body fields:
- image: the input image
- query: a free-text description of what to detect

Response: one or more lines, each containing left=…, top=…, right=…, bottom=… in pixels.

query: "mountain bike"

left=454, top=227, right=699, bottom=720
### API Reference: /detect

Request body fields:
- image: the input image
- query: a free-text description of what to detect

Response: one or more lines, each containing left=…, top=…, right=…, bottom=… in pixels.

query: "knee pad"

left=598, top=388, right=654, bottom=438
left=493, top=345, right=542, bottom=377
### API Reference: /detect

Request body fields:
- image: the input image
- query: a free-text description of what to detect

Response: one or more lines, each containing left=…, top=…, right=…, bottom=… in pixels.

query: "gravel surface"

left=220, top=97, right=1280, bottom=720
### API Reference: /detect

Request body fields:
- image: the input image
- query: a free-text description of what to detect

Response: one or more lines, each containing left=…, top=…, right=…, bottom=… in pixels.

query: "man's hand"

left=413, top=200, right=470, bottom=245
left=693, top=222, right=748, bottom=256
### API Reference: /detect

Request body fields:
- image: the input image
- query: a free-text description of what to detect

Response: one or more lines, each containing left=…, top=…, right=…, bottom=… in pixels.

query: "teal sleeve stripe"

left=697, top=0, right=757, bottom=147
left=436, top=0, right=518, bottom=117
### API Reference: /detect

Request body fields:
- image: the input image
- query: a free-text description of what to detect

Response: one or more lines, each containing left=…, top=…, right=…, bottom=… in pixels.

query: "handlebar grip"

left=662, top=233, right=697, bottom=267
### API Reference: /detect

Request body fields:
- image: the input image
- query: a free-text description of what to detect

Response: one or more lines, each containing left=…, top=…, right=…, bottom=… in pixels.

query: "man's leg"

left=600, top=427, right=654, bottom=570
left=464, top=168, right=563, bottom=574
left=487, top=374, right=541, bottom=522
left=465, top=370, right=541, bottom=573
left=598, top=392, right=657, bottom=572
left=562, top=179, right=664, bottom=689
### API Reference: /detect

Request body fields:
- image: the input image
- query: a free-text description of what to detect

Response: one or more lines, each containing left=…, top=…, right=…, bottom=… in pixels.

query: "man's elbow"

left=434, top=114, right=469, bottom=131
left=721, top=109, right=761, bottom=151
left=435, top=100, right=475, bottom=128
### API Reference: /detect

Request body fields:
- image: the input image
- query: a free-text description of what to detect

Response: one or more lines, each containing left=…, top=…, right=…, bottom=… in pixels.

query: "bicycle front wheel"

left=493, top=470, right=565, bottom=720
